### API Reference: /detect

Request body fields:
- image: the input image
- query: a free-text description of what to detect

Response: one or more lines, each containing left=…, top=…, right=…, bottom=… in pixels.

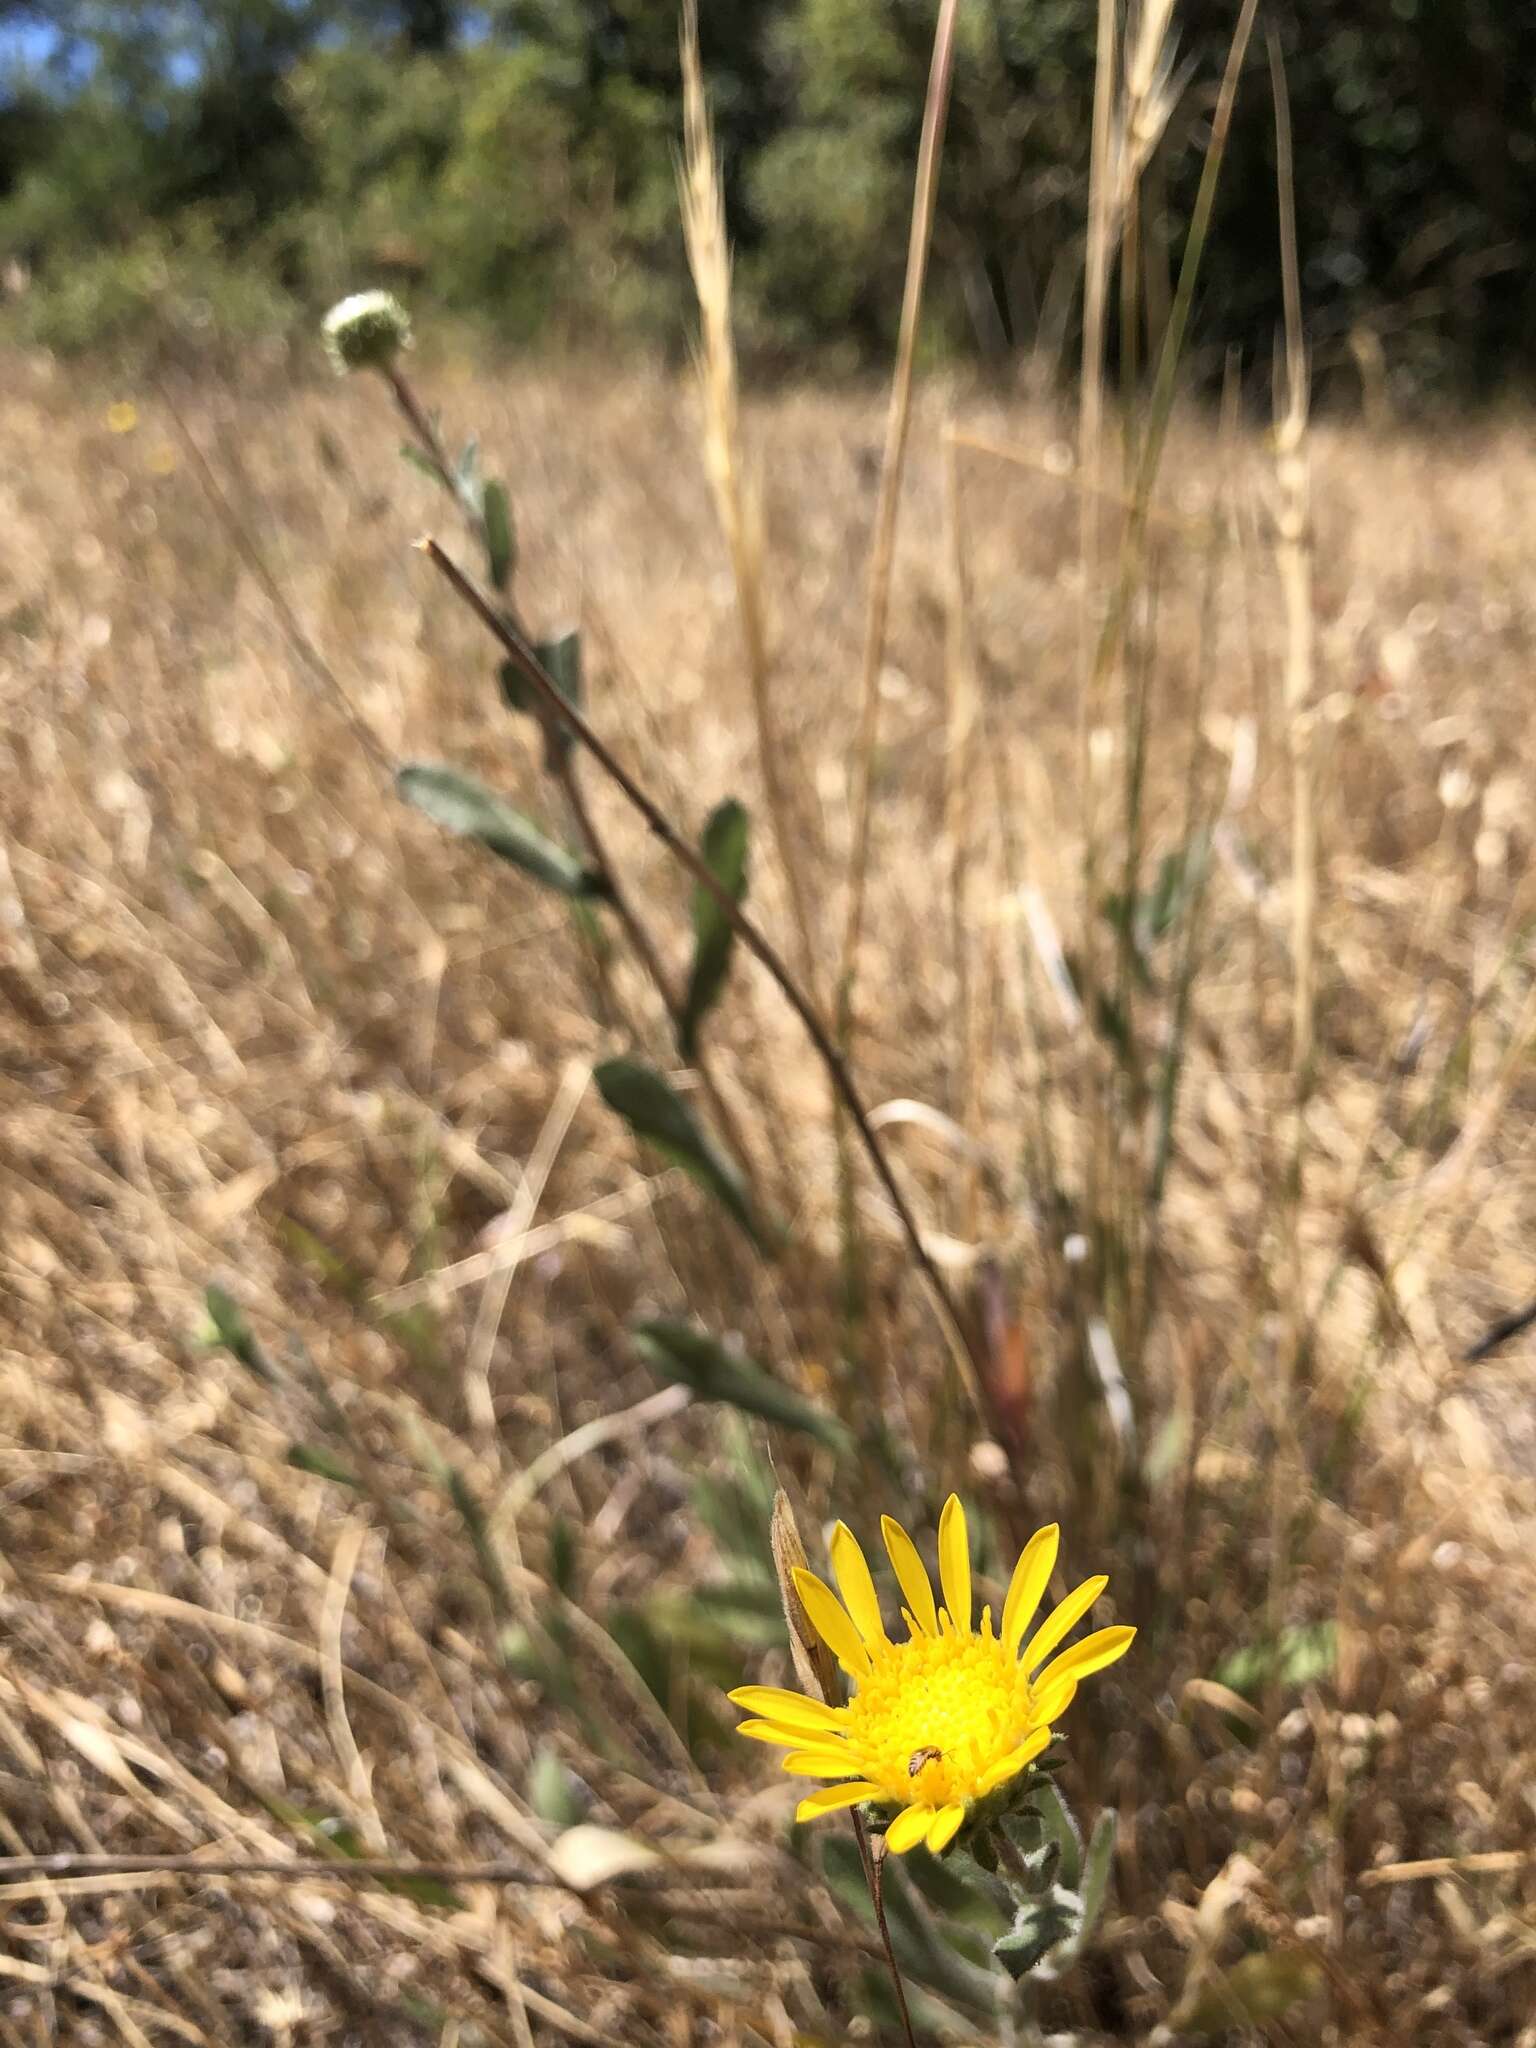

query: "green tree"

left=746, top=0, right=1095, bottom=362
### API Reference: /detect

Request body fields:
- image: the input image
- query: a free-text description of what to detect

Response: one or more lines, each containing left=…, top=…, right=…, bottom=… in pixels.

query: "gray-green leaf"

left=397, top=763, right=606, bottom=899
left=631, top=1318, right=850, bottom=1453
left=594, top=1057, right=761, bottom=1247
left=680, top=798, right=749, bottom=1061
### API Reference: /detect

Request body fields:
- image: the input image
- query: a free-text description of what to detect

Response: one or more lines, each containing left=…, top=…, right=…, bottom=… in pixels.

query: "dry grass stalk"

left=677, top=0, right=818, bottom=989
left=7, top=329, right=1536, bottom=2041
left=837, top=0, right=962, bottom=1026
left=1118, top=0, right=1180, bottom=216
left=942, top=429, right=982, bottom=1239
left=1270, top=35, right=1316, bottom=1088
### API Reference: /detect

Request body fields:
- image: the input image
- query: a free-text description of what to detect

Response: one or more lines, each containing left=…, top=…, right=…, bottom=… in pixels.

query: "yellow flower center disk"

left=844, top=1624, right=1036, bottom=1809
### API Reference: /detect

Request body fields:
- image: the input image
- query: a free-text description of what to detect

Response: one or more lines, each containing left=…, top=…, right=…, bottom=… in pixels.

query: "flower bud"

left=321, top=290, right=412, bottom=375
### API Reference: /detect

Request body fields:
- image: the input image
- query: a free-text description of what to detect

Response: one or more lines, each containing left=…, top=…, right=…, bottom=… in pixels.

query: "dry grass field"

left=3, top=338, right=1536, bottom=2045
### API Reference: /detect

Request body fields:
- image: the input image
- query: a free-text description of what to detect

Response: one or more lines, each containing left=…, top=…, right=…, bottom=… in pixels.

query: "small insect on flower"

left=731, top=1495, right=1133, bottom=1857
left=321, top=290, right=413, bottom=376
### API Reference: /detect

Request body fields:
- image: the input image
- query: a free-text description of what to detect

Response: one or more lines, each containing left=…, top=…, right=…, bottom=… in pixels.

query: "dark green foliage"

left=481, top=479, right=514, bottom=592
left=594, top=1056, right=763, bottom=1247
left=396, top=762, right=607, bottom=899
left=631, top=1317, right=851, bottom=1450
left=679, top=798, right=749, bottom=1061
left=4, top=2, right=1533, bottom=387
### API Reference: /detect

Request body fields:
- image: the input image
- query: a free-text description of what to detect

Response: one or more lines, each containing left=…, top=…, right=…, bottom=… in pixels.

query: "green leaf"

left=594, top=1057, right=761, bottom=1246
left=605, top=1604, right=675, bottom=1715
left=444, top=1463, right=512, bottom=1617
left=279, top=1217, right=366, bottom=1303
left=1077, top=1807, right=1116, bottom=1943
left=1019, top=1776, right=1084, bottom=1893
left=993, top=1893, right=1079, bottom=1981
left=1215, top=1620, right=1337, bottom=1701
left=527, top=1744, right=587, bottom=1828
left=547, top=1513, right=579, bottom=1597
left=482, top=479, right=514, bottom=591
left=286, top=1443, right=361, bottom=1488
left=1176, top=1949, right=1326, bottom=2034
left=680, top=798, right=749, bottom=1061
left=456, top=434, right=480, bottom=501
left=397, top=763, right=606, bottom=899
left=631, top=1318, right=851, bottom=1453
left=398, top=441, right=442, bottom=486
left=312, top=1818, right=462, bottom=1911
left=503, top=628, right=582, bottom=752
left=537, top=629, right=582, bottom=718
left=200, top=1284, right=278, bottom=1384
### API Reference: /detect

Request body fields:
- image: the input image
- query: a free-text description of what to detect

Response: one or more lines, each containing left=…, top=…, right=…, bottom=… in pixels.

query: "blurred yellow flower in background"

left=732, top=1494, right=1133, bottom=1855
left=105, top=401, right=139, bottom=434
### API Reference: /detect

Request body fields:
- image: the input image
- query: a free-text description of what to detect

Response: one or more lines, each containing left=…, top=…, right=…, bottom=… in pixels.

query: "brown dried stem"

left=420, top=535, right=983, bottom=1406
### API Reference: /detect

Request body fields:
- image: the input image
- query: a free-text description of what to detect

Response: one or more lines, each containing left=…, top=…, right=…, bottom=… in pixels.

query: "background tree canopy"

left=1, top=0, right=1531, bottom=392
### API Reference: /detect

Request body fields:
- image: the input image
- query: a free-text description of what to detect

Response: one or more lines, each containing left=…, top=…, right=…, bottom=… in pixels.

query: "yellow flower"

left=731, top=1495, right=1133, bottom=1856
left=105, top=401, right=138, bottom=434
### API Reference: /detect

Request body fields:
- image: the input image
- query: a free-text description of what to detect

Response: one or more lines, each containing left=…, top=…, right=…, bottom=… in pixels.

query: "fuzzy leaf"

left=397, top=763, right=605, bottom=899
left=680, top=798, right=749, bottom=1061
left=594, top=1057, right=761, bottom=1246
left=1078, top=1808, right=1116, bottom=1943
left=632, top=1318, right=850, bottom=1453
left=1019, top=1776, right=1084, bottom=1893
left=993, top=1891, right=1080, bottom=1981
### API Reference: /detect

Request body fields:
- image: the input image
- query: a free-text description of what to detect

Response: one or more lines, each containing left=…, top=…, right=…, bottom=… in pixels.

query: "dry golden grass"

left=3, top=342, right=1536, bottom=2044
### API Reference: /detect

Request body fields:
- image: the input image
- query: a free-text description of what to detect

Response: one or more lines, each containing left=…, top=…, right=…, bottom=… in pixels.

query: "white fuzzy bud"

left=321, top=290, right=412, bottom=375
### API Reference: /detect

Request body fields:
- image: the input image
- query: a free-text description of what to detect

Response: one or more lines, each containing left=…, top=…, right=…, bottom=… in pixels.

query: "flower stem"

left=863, top=1831, right=919, bottom=2048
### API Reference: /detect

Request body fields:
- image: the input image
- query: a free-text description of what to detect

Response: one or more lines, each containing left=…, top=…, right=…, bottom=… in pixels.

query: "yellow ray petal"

left=795, top=1782, right=884, bottom=1822
left=977, top=1726, right=1051, bottom=1795
left=1032, top=1625, right=1136, bottom=1696
left=734, top=1718, right=824, bottom=1746
left=1032, top=1675, right=1077, bottom=1725
left=1020, top=1574, right=1109, bottom=1674
left=926, top=1802, right=967, bottom=1853
left=937, top=1493, right=971, bottom=1634
left=881, top=1516, right=938, bottom=1637
left=728, top=1685, right=845, bottom=1734
left=782, top=1750, right=866, bottom=1778
left=884, top=1804, right=935, bottom=1854
left=1002, top=1522, right=1060, bottom=1656
left=791, top=1567, right=874, bottom=1679
left=830, top=1522, right=889, bottom=1647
